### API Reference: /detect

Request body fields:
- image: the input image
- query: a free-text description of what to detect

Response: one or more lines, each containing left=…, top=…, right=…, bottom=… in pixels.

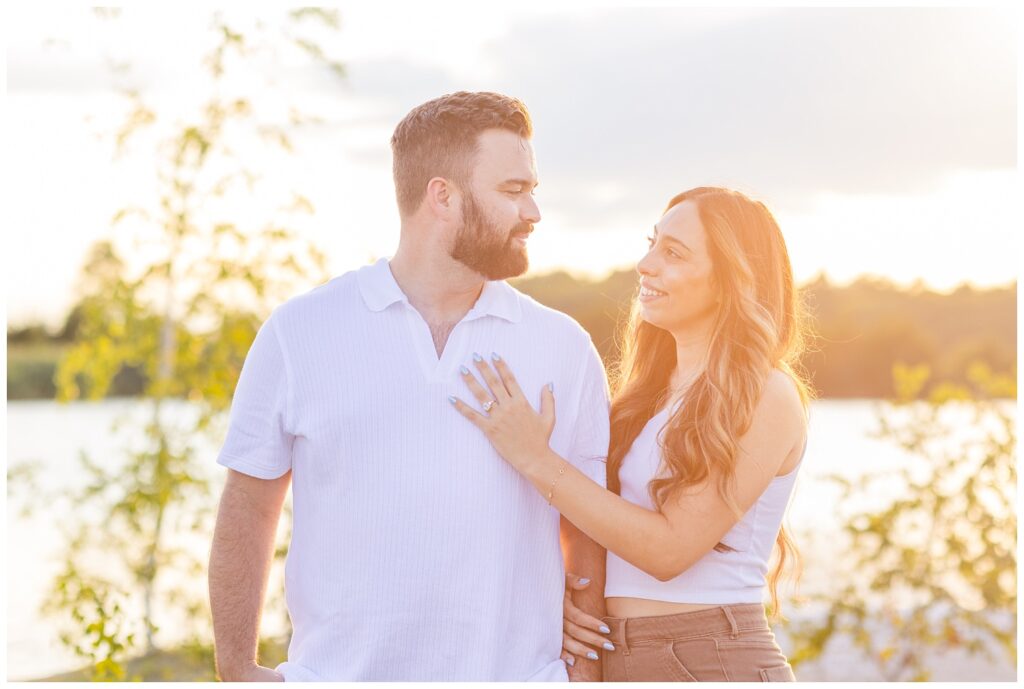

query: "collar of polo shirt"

left=356, top=257, right=523, bottom=323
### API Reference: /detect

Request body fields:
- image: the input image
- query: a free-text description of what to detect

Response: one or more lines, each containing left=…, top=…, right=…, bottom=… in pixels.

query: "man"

left=208, top=92, right=609, bottom=681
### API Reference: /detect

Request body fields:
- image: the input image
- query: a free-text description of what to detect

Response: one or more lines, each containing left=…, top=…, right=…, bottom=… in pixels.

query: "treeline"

left=7, top=273, right=1016, bottom=400
left=509, top=271, right=1016, bottom=399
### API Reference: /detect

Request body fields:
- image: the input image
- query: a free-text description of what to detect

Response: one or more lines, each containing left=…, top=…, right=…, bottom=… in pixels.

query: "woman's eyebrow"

left=652, top=225, right=692, bottom=253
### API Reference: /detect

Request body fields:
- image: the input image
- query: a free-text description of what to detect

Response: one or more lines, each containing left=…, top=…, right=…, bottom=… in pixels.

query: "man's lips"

left=510, top=226, right=533, bottom=243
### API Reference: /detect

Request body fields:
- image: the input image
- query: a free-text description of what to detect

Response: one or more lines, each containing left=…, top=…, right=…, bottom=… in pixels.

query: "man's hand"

left=219, top=663, right=283, bottom=682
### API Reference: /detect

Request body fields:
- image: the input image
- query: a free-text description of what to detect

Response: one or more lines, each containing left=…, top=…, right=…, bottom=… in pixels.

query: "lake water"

left=5, top=398, right=1016, bottom=681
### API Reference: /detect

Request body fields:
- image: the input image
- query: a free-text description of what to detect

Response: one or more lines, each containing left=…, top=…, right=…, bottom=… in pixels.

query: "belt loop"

left=620, top=618, right=631, bottom=656
left=722, top=606, right=739, bottom=639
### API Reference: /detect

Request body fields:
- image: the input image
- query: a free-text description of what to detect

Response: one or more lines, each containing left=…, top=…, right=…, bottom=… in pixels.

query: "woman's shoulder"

left=758, top=368, right=808, bottom=428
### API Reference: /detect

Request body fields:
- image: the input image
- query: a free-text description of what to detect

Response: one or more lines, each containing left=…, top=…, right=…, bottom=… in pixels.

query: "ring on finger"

left=482, top=399, right=497, bottom=412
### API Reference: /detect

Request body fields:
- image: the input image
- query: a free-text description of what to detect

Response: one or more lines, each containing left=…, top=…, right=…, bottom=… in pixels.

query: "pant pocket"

left=759, top=664, right=796, bottom=681
left=714, top=639, right=791, bottom=681
left=668, top=638, right=727, bottom=682
left=617, top=640, right=701, bottom=682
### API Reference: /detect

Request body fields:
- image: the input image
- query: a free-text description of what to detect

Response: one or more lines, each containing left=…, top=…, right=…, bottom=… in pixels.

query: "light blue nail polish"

left=579, top=577, right=590, bottom=585
left=548, top=381, right=554, bottom=392
left=491, top=352, right=501, bottom=361
left=473, top=352, right=483, bottom=362
left=448, top=395, right=457, bottom=405
left=460, top=365, right=470, bottom=375
left=600, top=625, right=610, bottom=634
left=603, top=642, right=615, bottom=651
left=566, top=656, right=575, bottom=667
left=587, top=651, right=599, bottom=660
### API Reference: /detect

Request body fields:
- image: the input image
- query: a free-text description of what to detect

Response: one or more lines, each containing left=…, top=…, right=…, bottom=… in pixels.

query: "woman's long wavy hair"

left=606, top=187, right=813, bottom=618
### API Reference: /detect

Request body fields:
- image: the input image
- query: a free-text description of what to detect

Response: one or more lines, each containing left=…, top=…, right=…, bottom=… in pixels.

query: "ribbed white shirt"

left=605, top=405, right=802, bottom=604
left=217, top=258, right=610, bottom=681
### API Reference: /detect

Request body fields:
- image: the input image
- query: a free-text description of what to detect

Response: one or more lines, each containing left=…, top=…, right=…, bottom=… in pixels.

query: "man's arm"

left=561, top=516, right=606, bottom=682
left=209, top=468, right=291, bottom=682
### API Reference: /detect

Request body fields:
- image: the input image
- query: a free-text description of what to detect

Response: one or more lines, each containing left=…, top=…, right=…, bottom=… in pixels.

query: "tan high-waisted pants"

left=601, top=604, right=795, bottom=682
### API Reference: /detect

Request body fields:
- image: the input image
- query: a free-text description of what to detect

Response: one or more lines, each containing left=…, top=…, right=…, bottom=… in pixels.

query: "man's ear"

left=424, top=176, right=457, bottom=219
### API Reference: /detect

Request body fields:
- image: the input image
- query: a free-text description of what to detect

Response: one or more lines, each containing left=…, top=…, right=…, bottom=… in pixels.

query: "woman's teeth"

left=640, top=286, right=666, bottom=298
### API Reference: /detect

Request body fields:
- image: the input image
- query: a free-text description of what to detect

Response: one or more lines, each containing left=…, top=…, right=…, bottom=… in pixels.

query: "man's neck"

left=389, top=243, right=486, bottom=326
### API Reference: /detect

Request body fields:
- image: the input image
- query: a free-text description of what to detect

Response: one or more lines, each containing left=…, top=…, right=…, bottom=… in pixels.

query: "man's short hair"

left=390, top=91, right=533, bottom=217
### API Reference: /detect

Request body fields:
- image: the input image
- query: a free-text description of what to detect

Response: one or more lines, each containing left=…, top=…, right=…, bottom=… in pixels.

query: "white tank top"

left=605, top=404, right=803, bottom=604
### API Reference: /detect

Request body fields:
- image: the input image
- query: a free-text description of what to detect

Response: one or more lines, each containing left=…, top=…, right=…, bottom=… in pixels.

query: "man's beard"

left=450, top=192, right=531, bottom=281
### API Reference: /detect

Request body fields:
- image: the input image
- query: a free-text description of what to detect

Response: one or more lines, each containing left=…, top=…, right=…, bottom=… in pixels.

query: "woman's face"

left=636, top=200, right=719, bottom=334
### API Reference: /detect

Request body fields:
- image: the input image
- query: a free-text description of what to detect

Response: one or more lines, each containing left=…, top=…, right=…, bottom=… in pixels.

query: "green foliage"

left=7, top=343, right=66, bottom=399
left=785, top=362, right=1016, bottom=680
left=798, top=276, right=1016, bottom=397
left=512, top=271, right=1016, bottom=399
left=10, top=272, right=1015, bottom=400
left=43, top=559, right=137, bottom=682
left=27, top=9, right=344, bottom=681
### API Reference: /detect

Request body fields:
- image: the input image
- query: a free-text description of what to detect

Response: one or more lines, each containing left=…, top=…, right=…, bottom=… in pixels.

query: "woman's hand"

left=560, top=572, right=614, bottom=667
left=449, top=353, right=556, bottom=472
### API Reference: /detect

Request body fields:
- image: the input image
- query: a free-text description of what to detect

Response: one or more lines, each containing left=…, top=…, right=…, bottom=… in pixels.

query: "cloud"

left=477, top=7, right=1015, bottom=222
left=9, top=6, right=1015, bottom=230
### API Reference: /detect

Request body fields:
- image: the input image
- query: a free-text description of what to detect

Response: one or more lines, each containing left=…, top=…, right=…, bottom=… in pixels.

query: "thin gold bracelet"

left=546, top=461, right=567, bottom=505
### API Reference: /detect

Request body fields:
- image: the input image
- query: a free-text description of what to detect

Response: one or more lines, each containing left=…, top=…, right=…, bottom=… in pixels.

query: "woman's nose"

left=637, top=251, right=656, bottom=276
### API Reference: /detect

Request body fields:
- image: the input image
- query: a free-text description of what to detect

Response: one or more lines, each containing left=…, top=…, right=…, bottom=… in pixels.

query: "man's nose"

left=521, top=195, right=541, bottom=224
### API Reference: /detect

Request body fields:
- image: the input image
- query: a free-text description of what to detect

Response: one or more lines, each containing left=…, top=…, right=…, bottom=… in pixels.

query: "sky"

left=5, top=4, right=1019, bottom=328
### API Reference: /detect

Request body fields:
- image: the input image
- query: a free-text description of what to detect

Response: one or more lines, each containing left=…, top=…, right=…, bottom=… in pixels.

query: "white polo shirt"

left=217, top=258, right=610, bottom=681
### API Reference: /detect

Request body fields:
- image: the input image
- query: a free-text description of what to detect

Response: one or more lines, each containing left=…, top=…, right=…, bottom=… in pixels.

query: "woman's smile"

left=638, top=283, right=668, bottom=302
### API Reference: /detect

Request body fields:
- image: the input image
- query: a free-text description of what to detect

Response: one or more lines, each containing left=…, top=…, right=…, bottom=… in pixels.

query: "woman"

left=449, top=187, right=810, bottom=681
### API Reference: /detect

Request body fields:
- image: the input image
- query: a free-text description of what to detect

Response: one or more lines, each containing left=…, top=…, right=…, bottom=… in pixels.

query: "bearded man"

left=208, top=92, right=609, bottom=682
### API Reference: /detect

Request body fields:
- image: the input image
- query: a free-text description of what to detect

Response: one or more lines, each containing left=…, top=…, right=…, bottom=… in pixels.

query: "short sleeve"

left=217, top=314, right=294, bottom=479
left=566, top=338, right=610, bottom=487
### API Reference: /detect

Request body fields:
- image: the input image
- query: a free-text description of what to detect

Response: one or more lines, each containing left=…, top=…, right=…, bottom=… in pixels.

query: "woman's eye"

left=646, top=234, right=655, bottom=248
left=668, top=249, right=680, bottom=259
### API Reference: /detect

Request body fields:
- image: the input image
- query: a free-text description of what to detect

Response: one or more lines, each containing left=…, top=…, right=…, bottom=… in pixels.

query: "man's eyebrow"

left=652, top=225, right=692, bottom=253
left=501, top=178, right=539, bottom=189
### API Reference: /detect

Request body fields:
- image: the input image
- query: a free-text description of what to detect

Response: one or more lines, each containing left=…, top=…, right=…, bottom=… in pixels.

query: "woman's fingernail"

left=448, top=395, right=457, bottom=405
left=491, top=352, right=501, bottom=361
left=600, top=625, right=610, bottom=634
left=473, top=352, right=483, bottom=362
left=548, top=381, right=554, bottom=392
left=565, top=656, right=575, bottom=667
left=587, top=651, right=599, bottom=660
left=579, top=577, right=590, bottom=585
left=459, top=365, right=470, bottom=375
left=603, top=642, right=615, bottom=651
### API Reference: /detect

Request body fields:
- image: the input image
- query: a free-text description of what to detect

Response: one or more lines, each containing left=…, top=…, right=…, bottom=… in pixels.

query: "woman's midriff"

left=605, top=596, right=720, bottom=618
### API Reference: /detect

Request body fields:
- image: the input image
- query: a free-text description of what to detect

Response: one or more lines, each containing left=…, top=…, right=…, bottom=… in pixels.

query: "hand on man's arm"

left=560, top=516, right=607, bottom=682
